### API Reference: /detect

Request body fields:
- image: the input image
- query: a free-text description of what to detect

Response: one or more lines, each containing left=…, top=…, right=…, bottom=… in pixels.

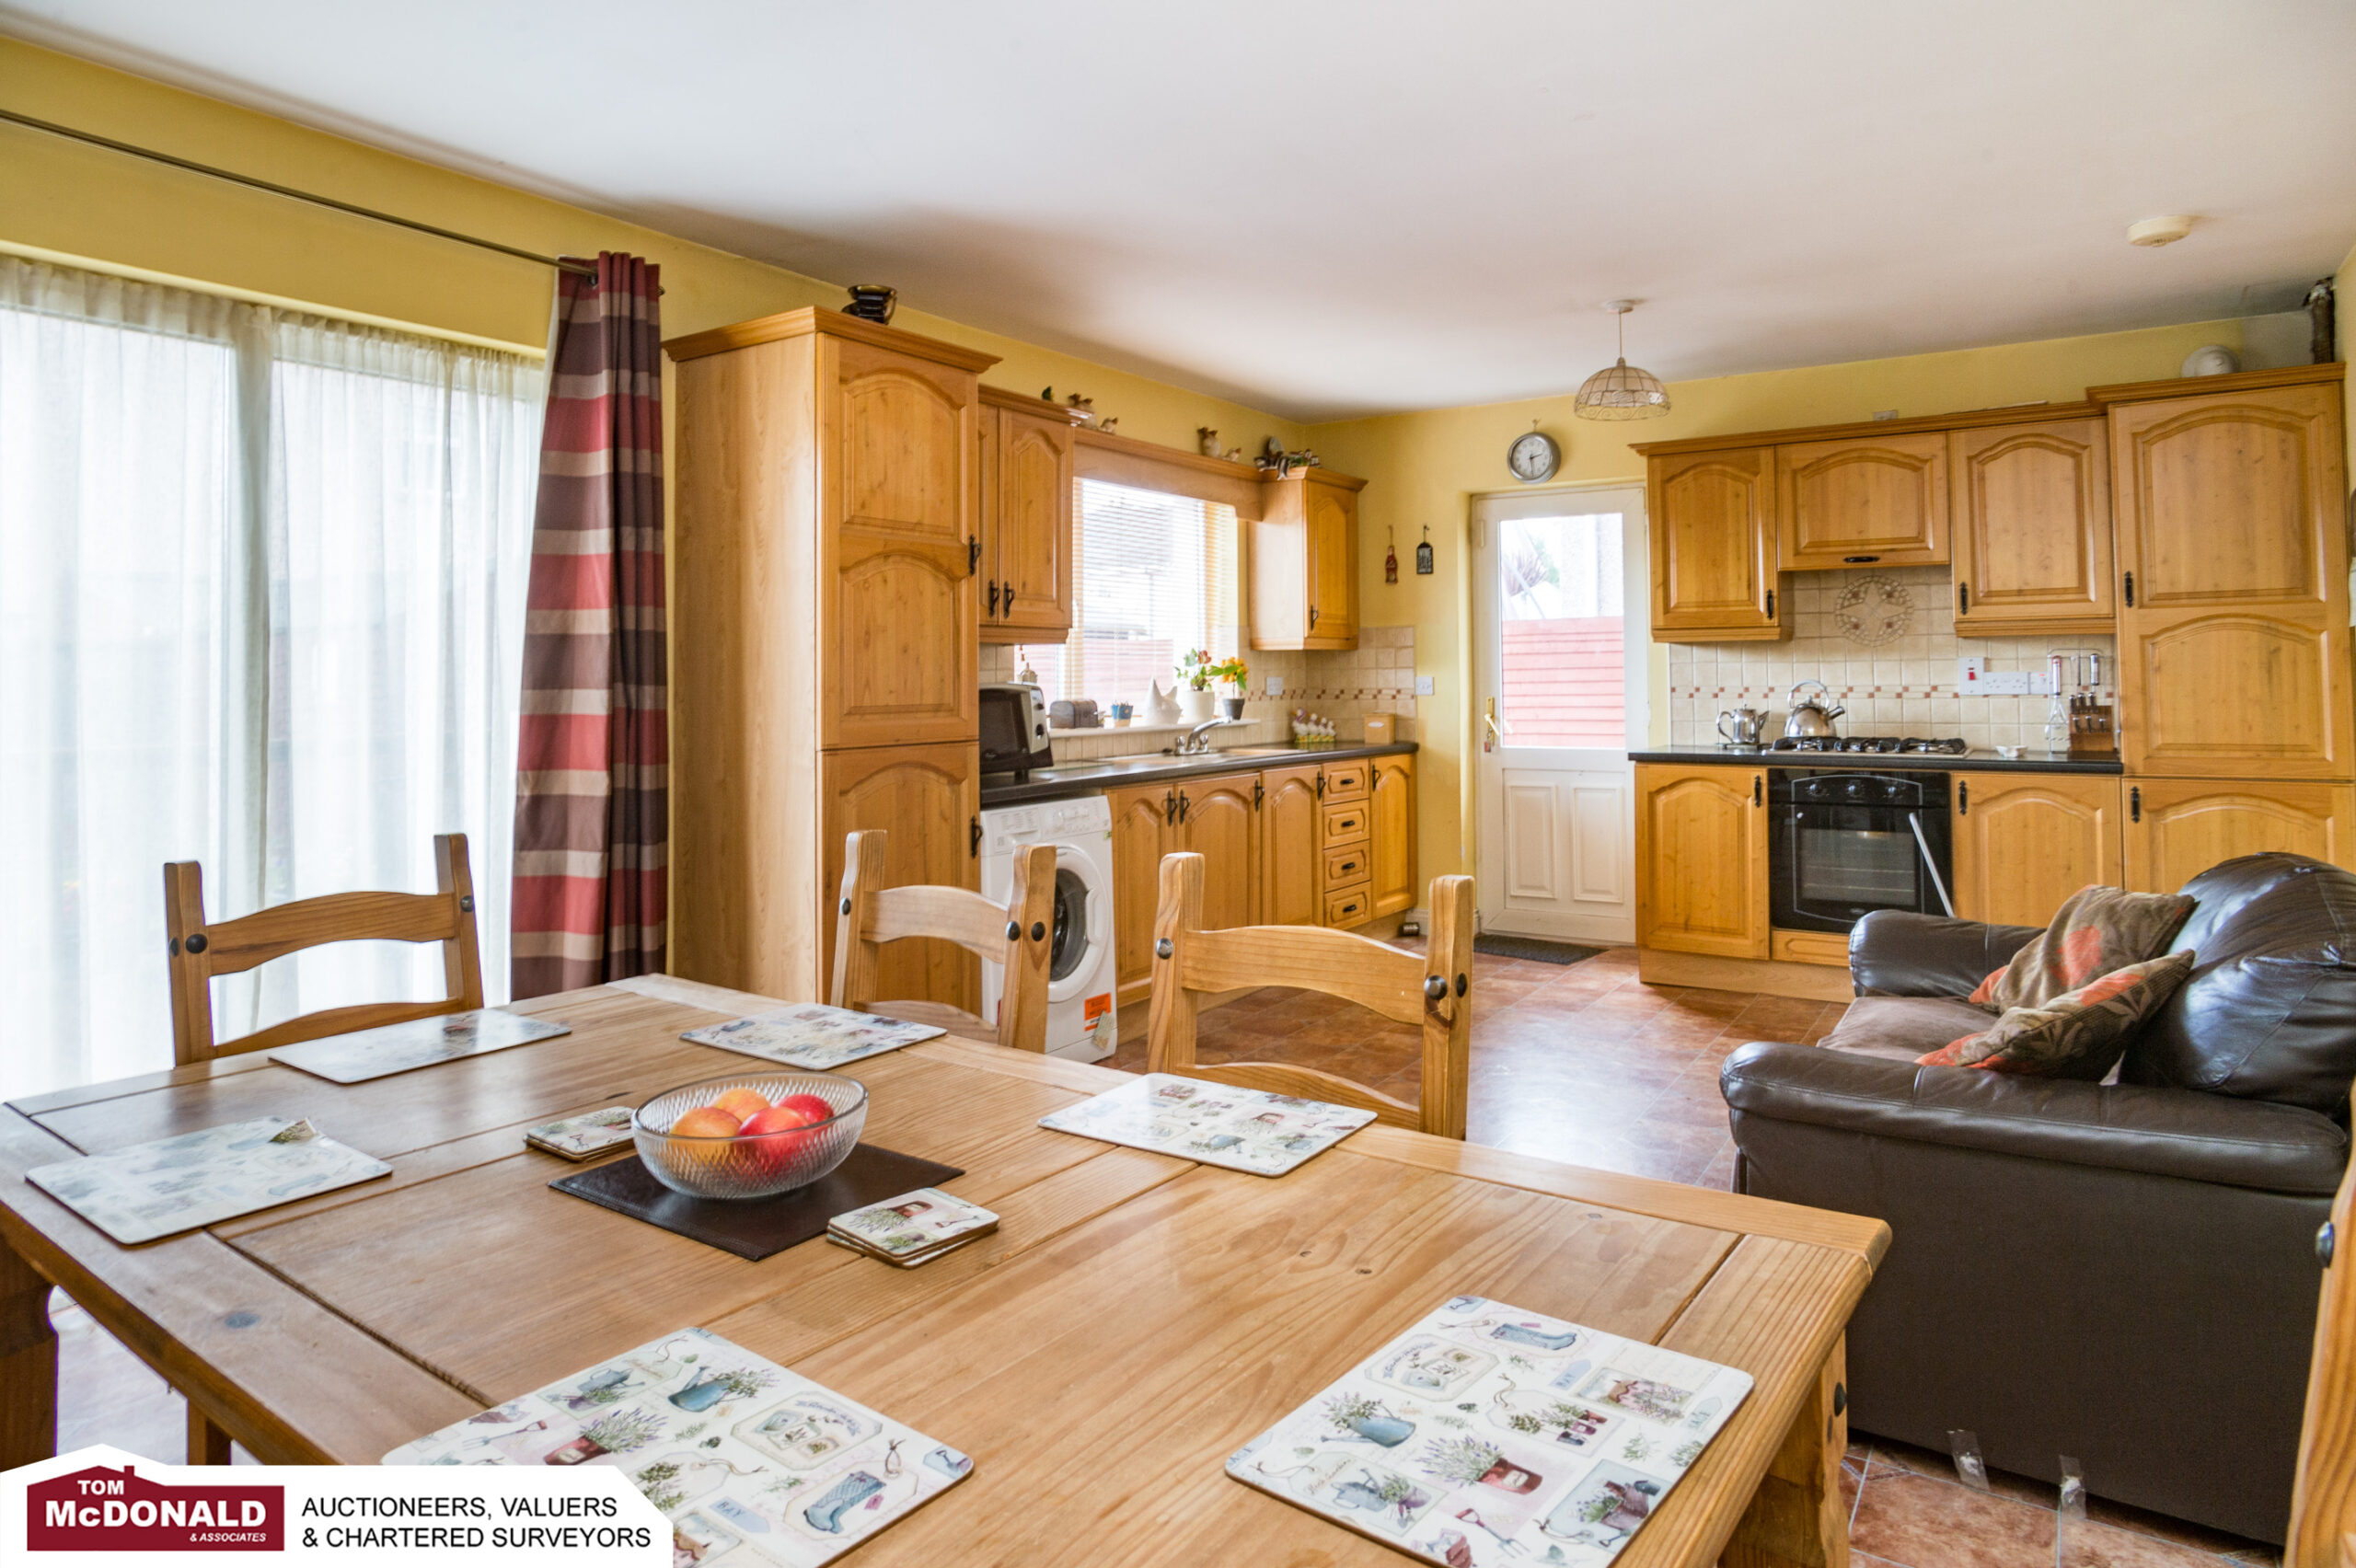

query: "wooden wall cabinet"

left=1634, top=764, right=1768, bottom=958
left=2109, top=378, right=2351, bottom=780
left=978, top=388, right=1077, bottom=642
left=1951, top=772, right=2122, bottom=928
left=1949, top=418, right=2114, bottom=635
left=668, top=308, right=995, bottom=1003
left=1646, top=447, right=1784, bottom=642
left=2124, top=778, right=2356, bottom=894
left=1253, top=469, right=1363, bottom=650
left=1776, top=430, right=1949, bottom=571
left=1369, top=754, right=1418, bottom=919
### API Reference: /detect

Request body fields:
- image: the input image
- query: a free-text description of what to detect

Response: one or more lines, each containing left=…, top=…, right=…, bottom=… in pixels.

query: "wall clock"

left=1507, top=428, right=1560, bottom=484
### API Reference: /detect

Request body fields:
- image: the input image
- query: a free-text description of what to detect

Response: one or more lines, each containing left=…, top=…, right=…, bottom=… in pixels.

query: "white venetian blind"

left=1019, top=478, right=1237, bottom=708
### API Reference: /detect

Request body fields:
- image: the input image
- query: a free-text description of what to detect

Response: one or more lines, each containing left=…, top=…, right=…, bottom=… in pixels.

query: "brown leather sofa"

left=1720, top=854, right=2356, bottom=1543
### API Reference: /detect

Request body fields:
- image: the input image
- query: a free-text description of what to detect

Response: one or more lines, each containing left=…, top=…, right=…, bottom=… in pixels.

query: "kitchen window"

left=1017, top=478, right=1239, bottom=707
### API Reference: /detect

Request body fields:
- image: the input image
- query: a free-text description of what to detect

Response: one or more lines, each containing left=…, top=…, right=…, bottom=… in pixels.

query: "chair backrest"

left=1144, top=851, right=1475, bottom=1138
left=829, top=829, right=1057, bottom=1052
left=164, top=833, right=484, bottom=1067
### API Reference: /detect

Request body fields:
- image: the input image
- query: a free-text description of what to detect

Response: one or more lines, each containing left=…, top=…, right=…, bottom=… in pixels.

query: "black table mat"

left=549, top=1144, right=963, bottom=1262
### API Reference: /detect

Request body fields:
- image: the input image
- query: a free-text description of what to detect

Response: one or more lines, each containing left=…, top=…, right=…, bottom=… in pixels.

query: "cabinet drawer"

left=1320, top=761, right=1369, bottom=801
left=1322, top=843, right=1372, bottom=889
left=1321, top=801, right=1370, bottom=845
left=1324, top=887, right=1373, bottom=927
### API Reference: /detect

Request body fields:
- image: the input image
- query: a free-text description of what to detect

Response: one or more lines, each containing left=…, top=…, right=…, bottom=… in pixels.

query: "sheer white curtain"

left=0, top=257, right=544, bottom=1098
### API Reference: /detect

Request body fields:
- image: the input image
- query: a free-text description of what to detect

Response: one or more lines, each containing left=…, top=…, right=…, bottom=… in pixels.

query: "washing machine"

left=978, top=795, right=1117, bottom=1061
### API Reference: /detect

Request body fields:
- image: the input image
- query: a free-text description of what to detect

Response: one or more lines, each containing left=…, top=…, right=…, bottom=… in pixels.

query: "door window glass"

left=1497, top=513, right=1624, bottom=747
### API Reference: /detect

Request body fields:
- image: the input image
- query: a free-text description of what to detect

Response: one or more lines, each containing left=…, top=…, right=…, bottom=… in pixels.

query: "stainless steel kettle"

left=1783, top=680, right=1846, bottom=739
left=1716, top=707, right=1768, bottom=746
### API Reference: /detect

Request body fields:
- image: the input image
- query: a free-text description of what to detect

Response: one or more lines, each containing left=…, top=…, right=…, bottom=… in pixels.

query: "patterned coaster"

left=550, top=1145, right=963, bottom=1262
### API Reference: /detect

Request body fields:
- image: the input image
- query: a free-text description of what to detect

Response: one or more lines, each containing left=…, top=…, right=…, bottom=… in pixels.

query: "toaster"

left=978, top=683, right=1054, bottom=778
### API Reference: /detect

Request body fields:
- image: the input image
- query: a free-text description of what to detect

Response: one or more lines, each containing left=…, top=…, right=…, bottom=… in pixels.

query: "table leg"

left=188, top=1407, right=233, bottom=1466
left=0, top=1233, right=58, bottom=1469
left=1726, top=1334, right=1849, bottom=1568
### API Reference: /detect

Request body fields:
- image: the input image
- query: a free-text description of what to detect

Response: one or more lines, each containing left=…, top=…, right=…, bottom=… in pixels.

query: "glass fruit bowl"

left=631, top=1073, right=868, bottom=1200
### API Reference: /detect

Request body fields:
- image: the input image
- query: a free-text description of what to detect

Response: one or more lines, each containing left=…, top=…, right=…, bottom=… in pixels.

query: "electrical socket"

left=1415, top=674, right=1436, bottom=697
left=1265, top=675, right=1283, bottom=696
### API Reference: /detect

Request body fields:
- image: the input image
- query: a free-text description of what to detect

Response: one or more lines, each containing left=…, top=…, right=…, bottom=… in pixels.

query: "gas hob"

left=1768, top=735, right=1967, bottom=755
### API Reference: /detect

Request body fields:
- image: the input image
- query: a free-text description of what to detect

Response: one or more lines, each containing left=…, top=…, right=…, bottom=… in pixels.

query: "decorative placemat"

left=550, top=1145, right=964, bottom=1262
left=270, top=1007, right=571, bottom=1083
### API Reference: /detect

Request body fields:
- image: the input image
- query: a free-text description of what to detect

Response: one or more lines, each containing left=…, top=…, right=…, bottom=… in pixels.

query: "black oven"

left=1769, top=768, right=1955, bottom=934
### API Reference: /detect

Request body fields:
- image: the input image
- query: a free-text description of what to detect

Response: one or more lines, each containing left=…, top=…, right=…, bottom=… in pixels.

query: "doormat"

left=1473, top=934, right=1603, bottom=965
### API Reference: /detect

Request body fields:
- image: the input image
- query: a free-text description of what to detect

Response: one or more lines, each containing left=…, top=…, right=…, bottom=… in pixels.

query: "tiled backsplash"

left=1665, top=566, right=2116, bottom=753
left=980, top=628, right=1418, bottom=762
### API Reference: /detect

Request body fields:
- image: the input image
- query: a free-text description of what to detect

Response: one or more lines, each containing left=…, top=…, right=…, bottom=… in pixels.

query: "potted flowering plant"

left=1177, top=651, right=1250, bottom=721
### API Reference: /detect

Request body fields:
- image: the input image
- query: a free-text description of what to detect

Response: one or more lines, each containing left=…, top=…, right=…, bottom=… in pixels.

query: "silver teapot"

left=1783, top=680, right=1846, bottom=739
left=1715, top=707, right=1768, bottom=747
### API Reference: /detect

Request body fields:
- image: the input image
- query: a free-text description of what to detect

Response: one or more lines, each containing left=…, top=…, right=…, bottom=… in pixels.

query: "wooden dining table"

left=0, top=974, right=1888, bottom=1568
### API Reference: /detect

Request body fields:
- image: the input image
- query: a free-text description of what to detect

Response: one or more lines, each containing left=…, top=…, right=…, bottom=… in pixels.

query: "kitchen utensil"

left=633, top=1073, right=868, bottom=1200
left=1716, top=707, right=1768, bottom=746
left=1782, top=681, right=1846, bottom=740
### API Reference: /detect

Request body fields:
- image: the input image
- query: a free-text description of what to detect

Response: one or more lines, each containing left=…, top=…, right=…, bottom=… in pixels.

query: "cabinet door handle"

left=1764, top=588, right=1776, bottom=618
left=1958, top=582, right=1970, bottom=616
left=1958, top=781, right=1969, bottom=815
left=1753, top=775, right=1763, bottom=807
left=2131, top=786, right=2142, bottom=823
left=1253, top=778, right=1265, bottom=812
left=1178, top=790, right=1191, bottom=824
left=2123, top=571, right=2135, bottom=607
left=1164, top=788, right=1177, bottom=824
left=1003, top=581, right=1015, bottom=617
left=987, top=580, right=1000, bottom=617
left=1316, top=772, right=1326, bottom=798
left=967, top=536, right=980, bottom=574
left=1309, top=605, right=1320, bottom=629
left=970, top=815, right=981, bottom=858
left=1842, top=555, right=1880, bottom=564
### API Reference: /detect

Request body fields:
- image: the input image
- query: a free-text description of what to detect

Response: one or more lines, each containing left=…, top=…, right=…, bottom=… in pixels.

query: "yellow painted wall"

left=0, top=38, right=1307, bottom=456
left=1308, top=316, right=2292, bottom=889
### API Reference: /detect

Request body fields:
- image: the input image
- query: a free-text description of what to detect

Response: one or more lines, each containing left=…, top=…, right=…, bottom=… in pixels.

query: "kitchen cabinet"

left=978, top=388, right=1076, bottom=642
left=818, top=743, right=981, bottom=1011
left=2108, top=375, right=2350, bottom=779
left=1252, top=468, right=1362, bottom=651
left=1261, top=765, right=1326, bottom=927
left=1949, top=418, right=2114, bottom=635
left=1776, top=430, right=1949, bottom=570
left=1634, top=763, right=1769, bottom=958
left=1646, top=447, right=1783, bottom=641
left=1951, top=772, right=2122, bottom=928
left=1107, top=771, right=1263, bottom=1008
left=1369, top=753, right=1417, bottom=919
left=668, top=308, right=994, bottom=1003
left=2123, top=778, right=2356, bottom=893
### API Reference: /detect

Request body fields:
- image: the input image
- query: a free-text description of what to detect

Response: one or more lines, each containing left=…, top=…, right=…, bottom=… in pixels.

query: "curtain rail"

left=1, top=105, right=602, bottom=279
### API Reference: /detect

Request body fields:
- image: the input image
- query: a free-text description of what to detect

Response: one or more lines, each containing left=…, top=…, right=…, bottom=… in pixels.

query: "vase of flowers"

left=1178, top=650, right=1250, bottom=723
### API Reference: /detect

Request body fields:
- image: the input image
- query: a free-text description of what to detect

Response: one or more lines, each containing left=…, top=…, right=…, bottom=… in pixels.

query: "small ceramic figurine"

left=1198, top=427, right=1221, bottom=456
left=1146, top=681, right=1183, bottom=725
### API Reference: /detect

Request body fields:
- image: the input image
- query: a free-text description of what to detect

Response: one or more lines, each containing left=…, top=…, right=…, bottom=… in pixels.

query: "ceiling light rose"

left=1574, top=300, right=1670, bottom=421
left=2127, top=215, right=2196, bottom=248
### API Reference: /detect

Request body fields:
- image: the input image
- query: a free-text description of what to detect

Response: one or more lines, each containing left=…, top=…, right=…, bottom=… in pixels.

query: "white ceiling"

left=8, top=0, right=2356, bottom=421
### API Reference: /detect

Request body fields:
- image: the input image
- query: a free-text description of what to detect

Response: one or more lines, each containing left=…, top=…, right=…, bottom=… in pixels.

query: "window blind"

left=1022, top=478, right=1237, bottom=707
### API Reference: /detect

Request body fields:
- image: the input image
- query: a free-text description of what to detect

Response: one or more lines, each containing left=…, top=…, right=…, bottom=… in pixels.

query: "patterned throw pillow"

left=1968, top=885, right=2197, bottom=1012
left=1922, top=951, right=2196, bottom=1078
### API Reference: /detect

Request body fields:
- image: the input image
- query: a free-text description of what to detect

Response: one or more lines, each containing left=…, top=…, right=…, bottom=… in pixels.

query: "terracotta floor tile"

left=1851, top=1469, right=2056, bottom=1568
left=2061, top=1518, right=2251, bottom=1568
left=1865, top=1435, right=2055, bottom=1508
left=2083, top=1496, right=2279, bottom=1561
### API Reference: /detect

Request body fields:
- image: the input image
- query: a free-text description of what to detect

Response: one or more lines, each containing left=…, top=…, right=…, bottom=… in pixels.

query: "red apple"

left=775, top=1092, right=837, bottom=1125
left=738, top=1103, right=820, bottom=1177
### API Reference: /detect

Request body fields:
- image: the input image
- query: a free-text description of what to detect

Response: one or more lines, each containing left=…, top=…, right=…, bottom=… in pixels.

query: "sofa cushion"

left=1819, top=997, right=2004, bottom=1063
left=1969, top=885, right=2198, bottom=1011
left=1921, top=952, right=2195, bottom=1079
left=2124, top=854, right=2356, bottom=1115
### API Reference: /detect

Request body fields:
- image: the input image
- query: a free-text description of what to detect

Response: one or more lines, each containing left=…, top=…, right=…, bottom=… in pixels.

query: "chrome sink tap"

left=1163, top=720, right=1231, bottom=756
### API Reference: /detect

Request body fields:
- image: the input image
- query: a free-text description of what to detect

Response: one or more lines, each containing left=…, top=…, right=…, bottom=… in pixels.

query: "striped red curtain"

left=511, top=252, right=668, bottom=997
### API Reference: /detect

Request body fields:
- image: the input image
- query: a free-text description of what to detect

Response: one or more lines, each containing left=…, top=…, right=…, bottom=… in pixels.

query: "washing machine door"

left=1045, top=841, right=1113, bottom=1004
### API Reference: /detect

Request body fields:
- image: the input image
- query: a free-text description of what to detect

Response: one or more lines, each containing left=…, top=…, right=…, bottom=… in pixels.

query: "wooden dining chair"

left=163, top=833, right=483, bottom=1068
left=1145, top=852, right=1476, bottom=1138
left=830, top=829, right=1058, bottom=1052
left=159, top=832, right=482, bottom=1464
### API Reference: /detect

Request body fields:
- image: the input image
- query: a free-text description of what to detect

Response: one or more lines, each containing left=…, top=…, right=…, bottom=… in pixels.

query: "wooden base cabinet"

left=1369, top=754, right=1417, bottom=919
left=667, top=307, right=995, bottom=1005
left=1107, top=772, right=1263, bottom=1009
left=1951, top=773, right=2122, bottom=928
left=1634, top=764, right=1768, bottom=958
left=1260, top=765, right=1324, bottom=928
left=2124, top=779, right=2356, bottom=893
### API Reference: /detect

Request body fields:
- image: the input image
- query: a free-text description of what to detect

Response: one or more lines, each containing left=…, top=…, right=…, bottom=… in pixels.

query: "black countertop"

left=981, top=741, right=1419, bottom=807
left=1629, top=745, right=2122, bottom=776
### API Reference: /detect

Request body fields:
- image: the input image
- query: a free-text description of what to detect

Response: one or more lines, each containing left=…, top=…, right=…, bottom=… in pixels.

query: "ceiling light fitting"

left=2127, top=215, right=2196, bottom=248
left=1573, top=299, right=1670, bottom=421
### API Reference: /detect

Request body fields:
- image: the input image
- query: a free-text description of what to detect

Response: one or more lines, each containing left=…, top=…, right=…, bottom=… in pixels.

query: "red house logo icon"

left=27, top=1463, right=283, bottom=1551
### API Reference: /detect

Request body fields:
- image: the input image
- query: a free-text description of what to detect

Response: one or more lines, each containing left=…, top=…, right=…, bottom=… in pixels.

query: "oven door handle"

left=1907, top=810, right=1957, bottom=918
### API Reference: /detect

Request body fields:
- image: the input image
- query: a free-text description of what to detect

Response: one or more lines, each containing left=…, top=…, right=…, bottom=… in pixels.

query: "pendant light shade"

left=1574, top=301, right=1670, bottom=421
